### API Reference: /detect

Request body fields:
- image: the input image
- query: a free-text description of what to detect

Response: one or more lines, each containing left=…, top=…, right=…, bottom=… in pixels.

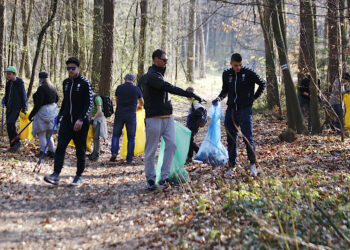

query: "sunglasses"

left=66, top=66, right=77, bottom=71
left=158, top=57, right=168, bottom=63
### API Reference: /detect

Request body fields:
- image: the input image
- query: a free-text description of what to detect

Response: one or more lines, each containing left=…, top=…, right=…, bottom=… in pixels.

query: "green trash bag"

left=156, top=121, right=191, bottom=184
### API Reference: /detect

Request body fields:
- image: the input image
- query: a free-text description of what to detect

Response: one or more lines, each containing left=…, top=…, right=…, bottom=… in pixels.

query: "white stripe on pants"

left=144, top=116, right=177, bottom=182
left=38, top=130, right=55, bottom=152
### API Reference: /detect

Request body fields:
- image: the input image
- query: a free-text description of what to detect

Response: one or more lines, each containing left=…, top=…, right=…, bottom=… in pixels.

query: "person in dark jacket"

left=185, top=87, right=205, bottom=163
left=44, top=57, right=92, bottom=187
left=212, top=53, right=266, bottom=177
left=138, top=49, right=203, bottom=191
left=298, top=75, right=311, bottom=131
left=3, top=66, right=27, bottom=152
left=110, top=73, right=144, bottom=164
left=29, top=72, right=59, bottom=158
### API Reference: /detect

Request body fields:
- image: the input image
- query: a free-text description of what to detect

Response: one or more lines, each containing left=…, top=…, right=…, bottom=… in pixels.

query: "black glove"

left=28, top=114, right=33, bottom=121
left=192, top=94, right=203, bottom=103
left=89, top=118, right=94, bottom=125
left=212, top=98, right=220, bottom=105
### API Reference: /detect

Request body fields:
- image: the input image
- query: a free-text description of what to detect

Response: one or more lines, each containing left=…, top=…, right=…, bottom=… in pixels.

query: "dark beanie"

left=66, top=57, right=80, bottom=67
left=39, top=71, right=48, bottom=79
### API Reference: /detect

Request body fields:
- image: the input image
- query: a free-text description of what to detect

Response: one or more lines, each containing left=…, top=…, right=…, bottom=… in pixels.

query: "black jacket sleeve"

left=29, top=87, right=44, bottom=120
left=218, top=72, right=229, bottom=101
left=19, top=79, right=28, bottom=112
left=78, top=80, right=93, bottom=121
left=148, top=72, right=194, bottom=98
left=252, top=71, right=266, bottom=99
left=4, top=81, right=9, bottom=107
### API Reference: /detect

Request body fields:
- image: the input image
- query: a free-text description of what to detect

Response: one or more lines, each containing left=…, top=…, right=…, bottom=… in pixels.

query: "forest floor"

left=1, top=96, right=350, bottom=249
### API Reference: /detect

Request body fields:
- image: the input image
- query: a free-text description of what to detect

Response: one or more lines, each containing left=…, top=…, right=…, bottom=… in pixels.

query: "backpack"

left=93, top=95, right=114, bottom=118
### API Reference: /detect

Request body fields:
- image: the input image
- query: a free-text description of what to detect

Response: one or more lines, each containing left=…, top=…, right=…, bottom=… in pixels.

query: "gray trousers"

left=38, top=130, right=55, bottom=152
left=145, top=116, right=177, bottom=182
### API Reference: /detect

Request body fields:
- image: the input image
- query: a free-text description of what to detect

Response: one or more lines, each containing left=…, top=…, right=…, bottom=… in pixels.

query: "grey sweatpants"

left=145, top=116, right=177, bottom=182
left=38, top=130, right=55, bottom=152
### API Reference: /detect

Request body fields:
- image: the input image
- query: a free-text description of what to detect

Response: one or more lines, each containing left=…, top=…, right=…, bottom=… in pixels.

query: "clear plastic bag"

left=156, top=121, right=191, bottom=183
left=194, top=103, right=228, bottom=166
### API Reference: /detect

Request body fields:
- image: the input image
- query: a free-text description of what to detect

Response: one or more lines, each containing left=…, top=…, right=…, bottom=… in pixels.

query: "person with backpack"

left=3, top=66, right=27, bottom=152
left=185, top=87, right=207, bottom=163
left=110, top=73, right=144, bottom=164
left=43, top=57, right=92, bottom=187
left=29, top=72, right=59, bottom=158
left=138, top=49, right=203, bottom=191
left=212, top=53, right=266, bottom=177
left=88, top=92, right=108, bottom=161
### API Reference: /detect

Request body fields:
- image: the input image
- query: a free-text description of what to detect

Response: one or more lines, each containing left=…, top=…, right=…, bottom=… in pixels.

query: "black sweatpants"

left=6, top=109, right=20, bottom=147
left=54, top=118, right=89, bottom=176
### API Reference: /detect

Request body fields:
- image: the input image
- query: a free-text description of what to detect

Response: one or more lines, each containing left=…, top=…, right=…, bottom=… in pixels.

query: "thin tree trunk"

left=137, top=0, right=148, bottom=80
left=99, top=0, right=114, bottom=96
left=0, top=0, right=5, bottom=88
left=78, top=0, right=86, bottom=73
left=72, top=0, right=79, bottom=56
left=19, top=0, right=33, bottom=78
left=8, top=0, right=17, bottom=66
left=339, top=0, right=347, bottom=72
left=161, top=0, right=168, bottom=50
left=197, top=10, right=205, bottom=79
left=271, top=0, right=306, bottom=133
left=91, top=0, right=104, bottom=92
left=187, top=0, right=196, bottom=82
left=258, top=0, right=281, bottom=113
left=65, top=0, right=73, bottom=56
left=130, top=1, right=138, bottom=72
left=328, top=0, right=340, bottom=85
left=27, top=0, right=58, bottom=97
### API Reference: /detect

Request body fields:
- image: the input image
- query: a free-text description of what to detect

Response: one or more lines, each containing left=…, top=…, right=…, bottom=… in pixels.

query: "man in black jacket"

left=44, top=57, right=92, bottom=187
left=212, top=53, right=265, bottom=177
left=3, top=66, right=27, bottom=152
left=138, top=49, right=203, bottom=191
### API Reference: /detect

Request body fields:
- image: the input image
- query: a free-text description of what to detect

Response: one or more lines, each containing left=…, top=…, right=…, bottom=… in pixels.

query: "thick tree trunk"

left=8, top=0, right=17, bottom=66
left=27, top=0, right=58, bottom=97
left=161, top=0, right=168, bottom=50
left=99, top=0, right=114, bottom=96
left=339, top=0, right=347, bottom=72
left=271, top=0, right=306, bottom=133
left=328, top=0, right=340, bottom=85
left=258, top=0, right=281, bottom=112
left=0, top=0, right=5, bottom=88
left=65, top=0, right=73, bottom=56
left=137, top=0, right=148, bottom=80
left=91, top=0, right=104, bottom=92
left=19, top=0, right=33, bottom=78
left=78, top=0, right=86, bottom=73
left=187, top=0, right=196, bottom=82
left=303, top=0, right=321, bottom=133
left=72, top=0, right=79, bottom=56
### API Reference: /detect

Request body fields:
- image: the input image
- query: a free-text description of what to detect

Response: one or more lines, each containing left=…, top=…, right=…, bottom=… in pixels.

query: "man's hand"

left=192, top=94, right=203, bottom=103
left=74, top=119, right=83, bottom=132
left=303, top=92, right=309, bottom=96
left=137, top=106, right=143, bottom=111
left=212, top=98, right=220, bottom=106
left=89, top=118, right=94, bottom=125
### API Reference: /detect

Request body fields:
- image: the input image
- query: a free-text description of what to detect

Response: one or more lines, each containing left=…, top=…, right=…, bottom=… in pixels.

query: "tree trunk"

left=19, top=0, right=33, bottom=78
left=72, top=0, right=79, bottom=56
left=328, top=0, right=340, bottom=85
left=187, top=0, right=196, bottom=82
left=339, top=0, right=347, bottom=72
left=303, top=0, right=321, bottom=133
left=197, top=11, right=205, bottom=79
left=27, top=0, right=58, bottom=97
left=65, top=0, right=73, bottom=56
left=91, top=0, right=104, bottom=92
left=271, top=0, right=306, bottom=133
left=8, top=0, right=17, bottom=66
left=99, top=0, right=114, bottom=96
left=130, top=1, right=138, bottom=72
left=161, top=0, right=168, bottom=50
left=258, top=0, right=281, bottom=112
left=0, top=0, right=5, bottom=89
left=78, top=0, right=86, bottom=73
left=137, top=0, right=148, bottom=80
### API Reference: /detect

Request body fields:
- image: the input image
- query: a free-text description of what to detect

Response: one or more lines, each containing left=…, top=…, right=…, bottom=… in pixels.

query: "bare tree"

left=19, top=0, right=33, bottom=78
left=187, top=0, right=196, bottom=82
left=327, top=0, right=340, bottom=85
left=137, top=0, right=148, bottom=80
left=0, top=0, right=5, bottom=88
left=161, top=0, right=168, bottom=50
left=99, top=0, right=114, bottom=96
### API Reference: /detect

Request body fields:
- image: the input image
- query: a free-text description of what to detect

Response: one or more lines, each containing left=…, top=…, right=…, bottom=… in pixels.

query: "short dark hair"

left=152, top=49, right=166, bottom=60
left=66, top=57, right=80, bottom=67
left=231, top=53, right=242, bottom=62
left=186, top=87, right=194, bottom=93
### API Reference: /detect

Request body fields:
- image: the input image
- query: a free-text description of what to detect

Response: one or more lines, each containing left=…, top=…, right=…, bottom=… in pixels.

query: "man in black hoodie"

left=212, top=53, right=265, bottom=177
left=3, top=66, right=27, bottom=152
left=44, top=57, right=92, bottom=187
left=138, top=49, right=203, bottom=191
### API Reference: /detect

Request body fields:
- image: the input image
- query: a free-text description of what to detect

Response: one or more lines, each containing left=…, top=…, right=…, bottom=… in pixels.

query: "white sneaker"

left=250, top=164, right=258, bottom=177
left=224, top=169, right=234, bottom=178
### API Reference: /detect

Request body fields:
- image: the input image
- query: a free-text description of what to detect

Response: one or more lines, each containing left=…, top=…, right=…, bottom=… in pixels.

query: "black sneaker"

left=158, top=178, right=170, bottom=190
left=46, top=151, right=55, bottom=158
left=110, top=155, right=117, bottom=162
left=70, top=175, right=82, bottom=187
left=44, top=172, right=60, bottom=185
left=147, top=180, right=157, bottom=191
left=8, top=141, right=21, bottom=152
left=88, top=153, right=99, bottom=161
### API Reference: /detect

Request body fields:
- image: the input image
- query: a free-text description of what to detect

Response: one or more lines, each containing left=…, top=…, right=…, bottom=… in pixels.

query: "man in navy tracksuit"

left=212, top=53, right=265, bottom=177
left=44, top=57, right=92, bottom=187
